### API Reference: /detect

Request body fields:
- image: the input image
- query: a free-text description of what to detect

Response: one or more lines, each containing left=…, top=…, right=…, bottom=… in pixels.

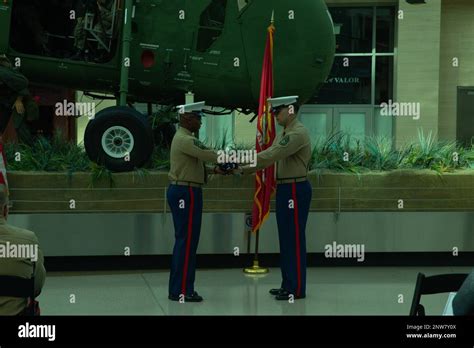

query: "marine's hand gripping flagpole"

left=244, top=12, right=276, bottom=275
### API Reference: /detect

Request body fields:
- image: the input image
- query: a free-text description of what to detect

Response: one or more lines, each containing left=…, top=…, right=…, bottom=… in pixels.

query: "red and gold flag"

left=252, top=21, right=276, bottom=233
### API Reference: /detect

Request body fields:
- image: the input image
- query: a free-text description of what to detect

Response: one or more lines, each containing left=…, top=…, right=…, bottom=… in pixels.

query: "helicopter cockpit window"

left=237, top=0, right=249, bottom=12
left=9, top=0, right=122, bottom=64
left=196, top=0, right=228, bottom=53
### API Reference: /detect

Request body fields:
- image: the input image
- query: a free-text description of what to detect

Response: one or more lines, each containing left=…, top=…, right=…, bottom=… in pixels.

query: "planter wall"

left=7, top=169, right=474, bottom=214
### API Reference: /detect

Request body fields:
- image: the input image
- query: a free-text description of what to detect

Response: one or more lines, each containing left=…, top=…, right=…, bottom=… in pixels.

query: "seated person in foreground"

left=0, top=184, right=46, bottom=315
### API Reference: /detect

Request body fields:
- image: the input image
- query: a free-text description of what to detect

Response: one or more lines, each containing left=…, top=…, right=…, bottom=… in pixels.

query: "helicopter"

left=0, top=0, right=335, bottom=172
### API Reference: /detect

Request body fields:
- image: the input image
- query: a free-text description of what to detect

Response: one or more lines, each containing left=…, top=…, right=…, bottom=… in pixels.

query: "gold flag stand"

left=244, top=229, right=269, bottom=275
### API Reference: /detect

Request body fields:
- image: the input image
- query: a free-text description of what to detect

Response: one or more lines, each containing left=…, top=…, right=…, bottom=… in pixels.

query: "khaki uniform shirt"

left=168, top=127, right=219, bottom=185
left=0, top=217, right=46, bottom=315
left=247, top=119, right=312, bottom=179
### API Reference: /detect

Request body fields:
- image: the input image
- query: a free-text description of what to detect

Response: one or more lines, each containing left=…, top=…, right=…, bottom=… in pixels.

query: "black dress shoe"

left=275, top=291, right=306, bottom=301
left=269, top=288, right=284, bottom=296
left=168, top=291, right=203, bottom=303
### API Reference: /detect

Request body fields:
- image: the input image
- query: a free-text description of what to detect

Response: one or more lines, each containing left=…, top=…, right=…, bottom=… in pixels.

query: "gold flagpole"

left=244, top=10, right=275, bottom=276
left=244, top=228, right=269, bottom=275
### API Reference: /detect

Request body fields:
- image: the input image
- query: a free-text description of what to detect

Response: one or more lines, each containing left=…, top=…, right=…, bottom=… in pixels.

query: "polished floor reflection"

left=37, top=267, right=472, bottom=316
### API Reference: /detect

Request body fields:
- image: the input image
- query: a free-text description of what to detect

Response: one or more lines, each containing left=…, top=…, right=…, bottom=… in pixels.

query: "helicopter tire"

left=84, top=106, right=154, bottom=172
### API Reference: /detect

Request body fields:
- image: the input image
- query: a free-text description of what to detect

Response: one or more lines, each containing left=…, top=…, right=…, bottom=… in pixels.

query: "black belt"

left=170, top=181, right=203, bottom=188
left=276, top=177, right=308, bottom=185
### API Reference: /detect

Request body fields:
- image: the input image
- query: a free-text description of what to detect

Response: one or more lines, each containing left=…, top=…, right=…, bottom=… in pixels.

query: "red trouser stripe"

left=181, top=187, right=194, bottom=295
left=292, top=183, right=302, bottom=297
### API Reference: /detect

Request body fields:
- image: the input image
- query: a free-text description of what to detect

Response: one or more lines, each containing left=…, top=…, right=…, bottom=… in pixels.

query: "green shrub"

left=310, top=130, right=474, bottom=174
left=3, top=129, right=473, bottom=174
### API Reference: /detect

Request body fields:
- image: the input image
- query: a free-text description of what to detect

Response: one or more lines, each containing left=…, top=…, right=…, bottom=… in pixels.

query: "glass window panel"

left=329, top=7, right=374, bottom=54
left=197, top=0, right=227, bottom=52
left=312, top=56, right=372, bottom=105
left=376, top=7, right=395, bottom=53
left=375, top=56, right=394, bottom=105
left=300, top=112, right=329, bottom=146
left=374, top=107, right=393, bottom=139
left=340, top=112, right=366, bottom=145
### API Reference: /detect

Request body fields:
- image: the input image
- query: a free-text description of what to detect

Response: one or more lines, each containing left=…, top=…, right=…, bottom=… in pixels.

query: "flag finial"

left=271, top=10, right=274, bottom=24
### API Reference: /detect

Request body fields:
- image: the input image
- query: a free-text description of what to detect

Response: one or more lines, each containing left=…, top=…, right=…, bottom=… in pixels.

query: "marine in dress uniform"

left=243, top=96, right=312, bottom=300
left=0, top=185, right=46, bottom=315
left=167, top=102, right=223, bottom=303
left=0, top=55, right=37, bottom=144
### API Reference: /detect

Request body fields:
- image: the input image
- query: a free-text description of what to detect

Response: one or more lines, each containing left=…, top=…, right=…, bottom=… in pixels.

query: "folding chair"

left=410, top=272, right=468, bottom=316
left=0, top=263, right=38, bottom=316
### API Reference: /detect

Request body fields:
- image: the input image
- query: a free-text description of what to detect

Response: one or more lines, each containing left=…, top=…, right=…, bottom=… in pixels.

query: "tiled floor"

left=37, top=267, right=472, bottom=316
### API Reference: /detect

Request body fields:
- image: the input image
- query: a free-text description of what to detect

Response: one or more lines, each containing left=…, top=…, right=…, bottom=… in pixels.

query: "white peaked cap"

left=267, top=96, right=299, bottom=108
left=177, top=101, right=206, bottom=114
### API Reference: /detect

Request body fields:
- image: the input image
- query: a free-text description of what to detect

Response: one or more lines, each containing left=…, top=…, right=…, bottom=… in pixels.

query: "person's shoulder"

left=172, top=131, right=202, bottom=153
left=0, top=66, right=18, bottom=75
left=295, top=120, right=307, bottom=131
left=179, top=132, right=208, bottom=149
left=0, top=224, right=39, bottom=244
left=0, top=66, right=10, bottom=74
left=285, top=122, right=307, bottom=137
left=174, top=130, right=193, bottom=145
left=0, top=67, right=27, bottom=80
left=295, top=122, right=311, bottom=138
left=171, top=128, right=184, bottom=141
